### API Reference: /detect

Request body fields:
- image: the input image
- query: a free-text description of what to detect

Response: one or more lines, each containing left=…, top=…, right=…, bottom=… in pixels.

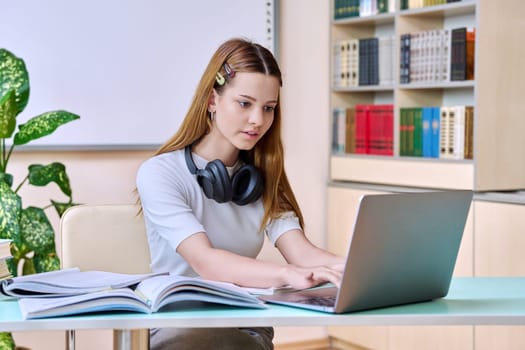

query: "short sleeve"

left=265, top=212, right=302, bottom=245
left=136, top=154, right=205, bottom=251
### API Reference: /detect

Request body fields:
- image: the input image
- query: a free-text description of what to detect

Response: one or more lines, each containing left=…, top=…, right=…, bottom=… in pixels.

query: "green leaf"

left=0, top=48, right=30, bottom=115
left=0, top=181, right=21, bottom=242
left=51, top=199, right=78, bottom=217
left=0, top=331, right=16, bottom=350
left=33, top=252, right=60, bottom=273
left=5, top=258, right=17, bottom=277
left=28, top=162, right=72, bottom=197
left=0, top=89, right=17, bottom=138
left=19, top=206, right=55, bottom=254
left=0, top=172, right=13, bottom=187
left=13, top=110, right=80, bottom=145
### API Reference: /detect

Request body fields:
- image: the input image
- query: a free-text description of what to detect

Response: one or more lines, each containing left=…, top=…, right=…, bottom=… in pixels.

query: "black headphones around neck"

left=184, top=145, right=264, bottom=206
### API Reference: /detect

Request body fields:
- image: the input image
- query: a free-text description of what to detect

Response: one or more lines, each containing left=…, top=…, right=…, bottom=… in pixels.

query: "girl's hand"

left=283, top=264, right=343, bottom=290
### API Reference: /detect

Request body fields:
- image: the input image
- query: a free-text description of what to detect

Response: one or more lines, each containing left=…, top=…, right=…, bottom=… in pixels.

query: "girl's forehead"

left=223, top=72, right=280, bottom=100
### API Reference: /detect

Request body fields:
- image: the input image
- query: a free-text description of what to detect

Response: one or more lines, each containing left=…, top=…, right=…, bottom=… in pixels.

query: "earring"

left=210, top=111, right=216, bottom=121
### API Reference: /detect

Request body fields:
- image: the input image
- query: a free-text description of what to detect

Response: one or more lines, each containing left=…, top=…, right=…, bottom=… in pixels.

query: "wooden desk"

left=1, top=277, right=524, bottom=349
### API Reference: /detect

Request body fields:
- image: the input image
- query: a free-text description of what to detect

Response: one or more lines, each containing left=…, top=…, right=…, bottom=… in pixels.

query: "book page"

left=18, top=288, right=150, bottom=319
left=2, top=268, right=167, bottom=297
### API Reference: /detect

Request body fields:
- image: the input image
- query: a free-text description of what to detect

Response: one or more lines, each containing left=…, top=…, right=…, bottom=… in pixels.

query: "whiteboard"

left=0, top=0, right=277, bottom=150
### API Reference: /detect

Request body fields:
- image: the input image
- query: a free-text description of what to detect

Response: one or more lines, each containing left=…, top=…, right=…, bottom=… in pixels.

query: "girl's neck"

left=193, top=136, right=239, bottom=166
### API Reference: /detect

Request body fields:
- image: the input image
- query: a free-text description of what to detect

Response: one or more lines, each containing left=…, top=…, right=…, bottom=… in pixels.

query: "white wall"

left=10, top=1, right=330, bottom=348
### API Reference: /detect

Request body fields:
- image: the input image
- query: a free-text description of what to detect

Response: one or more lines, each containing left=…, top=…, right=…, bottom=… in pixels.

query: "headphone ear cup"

left=231, top=165, right=264, bottom=206
left=200, top=160, right=232, bottom=203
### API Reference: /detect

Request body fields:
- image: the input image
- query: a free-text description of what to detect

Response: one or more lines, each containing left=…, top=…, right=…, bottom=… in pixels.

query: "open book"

left=2, top=268, right=266, bottom=319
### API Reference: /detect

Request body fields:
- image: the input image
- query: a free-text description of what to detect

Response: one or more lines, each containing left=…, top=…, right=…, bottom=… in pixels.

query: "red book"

left=381, top=104, right=394, bottom=156
left=355, top=104, right=370, bottom=154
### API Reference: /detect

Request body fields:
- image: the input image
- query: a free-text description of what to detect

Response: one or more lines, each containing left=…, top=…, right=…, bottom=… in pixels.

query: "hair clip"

left=223, top=63, right=235, bottom=79
left=215, top=72, right=226, bottom=86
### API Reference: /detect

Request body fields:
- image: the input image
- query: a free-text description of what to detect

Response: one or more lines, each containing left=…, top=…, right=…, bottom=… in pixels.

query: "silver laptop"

left=261, top=190, right=473, bottom=313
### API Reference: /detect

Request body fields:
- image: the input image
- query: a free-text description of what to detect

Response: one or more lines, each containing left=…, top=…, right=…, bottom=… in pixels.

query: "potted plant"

left=0, top=48, right=80, bottom=349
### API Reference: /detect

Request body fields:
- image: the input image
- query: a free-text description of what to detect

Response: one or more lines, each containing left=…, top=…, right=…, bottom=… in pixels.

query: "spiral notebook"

left=261, top=190, right=473, bottom=313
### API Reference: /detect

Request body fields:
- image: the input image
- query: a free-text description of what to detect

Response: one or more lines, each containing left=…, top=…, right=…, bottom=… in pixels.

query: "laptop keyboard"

left=298, top=295, right=336, bottom=307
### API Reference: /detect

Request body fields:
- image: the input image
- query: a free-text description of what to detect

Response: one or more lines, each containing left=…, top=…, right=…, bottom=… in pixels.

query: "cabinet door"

left=474, top=200, right=525, bottom=350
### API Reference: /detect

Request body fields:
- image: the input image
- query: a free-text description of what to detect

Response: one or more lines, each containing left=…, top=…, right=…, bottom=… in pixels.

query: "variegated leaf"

left=0, top=331, right=16, bottom=350
left=0, top=181, right=21, bottom=241
left=0, top=89, right=17, bottom=138
left=28, top=162, right=72, bottom=197
left=19, top=206, right=55, bottom=254
left=33, top=252, right=60, bottom=273
left=13, top=110, right=80, bottom=145
left=0, top=48, right=30, bottom=115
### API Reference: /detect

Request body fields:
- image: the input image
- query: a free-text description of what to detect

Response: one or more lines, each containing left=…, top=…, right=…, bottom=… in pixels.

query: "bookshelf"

left=330, top=0, right=525, bottom=191
left=328, top=0, right=525, bottom=349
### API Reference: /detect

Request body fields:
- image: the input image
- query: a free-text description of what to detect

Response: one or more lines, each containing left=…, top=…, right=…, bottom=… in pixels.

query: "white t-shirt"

left=136, top=149, right=301, bottom=276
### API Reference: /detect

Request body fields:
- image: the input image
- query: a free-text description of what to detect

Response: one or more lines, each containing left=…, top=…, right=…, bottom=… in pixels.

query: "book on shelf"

left=401, top=0, right=461, bottom=10
left=333, top=36, right=393, bottom=88
left=2, top=268, right=266, bottom=319
left=439, top=106, right=453, bottom=158
left=399, top=34, right=411, bottom=84
left=355, top=104, right=394, bottom=155
left=466, top=27, right=476, bottom=80
left=332, top=107, right=357, bottom=154
left=332, top=107, right=347, bottom=153
left=358, top=38, right=379, bottom=86
left=334, top=0, right=360, bottom=19
left=451, top=27, right=476, bottom=82
left=400, top=26, right=473, bottom=84
left=464, top=106, right=474, bottom=159
left=400, top=105, right=472, bottom=159
left=334, top=0, right=395, bottom=20
left=332, top=105, right=393, bottom=156
left=333, top=39, right=359, bottom=88
left=345, top=107, right=356, bottom=153
left=378, top=36, right=395, bottom=86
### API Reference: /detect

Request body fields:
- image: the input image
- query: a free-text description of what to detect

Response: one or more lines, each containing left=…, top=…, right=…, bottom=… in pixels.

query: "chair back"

left=60, top=204, right=151, bottom=274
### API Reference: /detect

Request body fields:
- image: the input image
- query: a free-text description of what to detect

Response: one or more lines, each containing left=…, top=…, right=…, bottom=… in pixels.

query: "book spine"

left=368, top=105, right=381, bottom=154
left=345, top=107, right=356, bottom=153
left=464, top=106, right=474, bottom=159
left=466, top=27, right=476, bottom=80
left=359, top=39, right=369, bottom=85
left=349, top=39, right=359, bottom=87
left=413, top=107, right=423, bottom=157
left=355, top=104, right=370, bottom=154
left=450, top=27, right=467, bottom=81
left=332, top=107, right=346, bottom=153
left=400, top=34, right=411, bottom=84
left=422, top=107, right=433, bottom=158
left=431, top=106, right=440, bottom=158
left=369, top=37, right=379, bottom=85
left=452, top=105, right=465, bottom=159
left=439, top=107, right=451, bottom=158
left=406, top=108, right=415, bottom=156
left=400, top=108, right=407, bottom=156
